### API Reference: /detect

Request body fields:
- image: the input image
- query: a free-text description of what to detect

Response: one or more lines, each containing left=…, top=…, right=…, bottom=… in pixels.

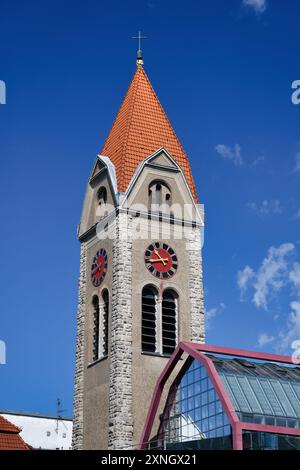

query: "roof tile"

left=0, top=416, right=30, bottom=450
left=101, top=66, right=199, bottom=202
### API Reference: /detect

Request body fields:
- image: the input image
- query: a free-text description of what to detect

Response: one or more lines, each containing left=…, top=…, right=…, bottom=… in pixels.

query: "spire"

left=101, top=66, right=199, bottom=202
left=132, top=30, right=147, bottom=66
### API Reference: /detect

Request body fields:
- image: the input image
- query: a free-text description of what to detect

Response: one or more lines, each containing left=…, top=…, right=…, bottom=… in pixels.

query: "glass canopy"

left=149, top=349, right=300, bottom=450
left=213, top=356, right=300, bottom=427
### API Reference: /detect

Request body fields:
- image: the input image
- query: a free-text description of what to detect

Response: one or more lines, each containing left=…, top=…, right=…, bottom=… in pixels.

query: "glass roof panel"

left=281, top=382, right=300, bottom=418
left=270, top=381, right=297, bottom=418
left=247, top=377, right=273, bottom=415
left=215, top=357, right=300, bottom=421
left=236, top=376, right=262, bottom=414
left=224, top=375, right=252, bottom=413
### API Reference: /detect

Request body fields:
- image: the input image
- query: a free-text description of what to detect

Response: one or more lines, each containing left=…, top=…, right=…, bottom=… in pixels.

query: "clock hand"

left=146, top=258, right=169, bottom=263
left=154, top=249, right=167, bottom=266
left=93, top=261, right=102, bottom=274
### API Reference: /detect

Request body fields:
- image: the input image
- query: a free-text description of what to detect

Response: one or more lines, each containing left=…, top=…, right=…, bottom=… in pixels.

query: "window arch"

left=91, top=290, right=110, bottom=362
left=92, top=295, right=100, bottom=361
left=141, top=286, right=158, bottom=353
left=96, top=186, right=108, bottom=219
left=97, top=186, right=107, bottom=205
left=141, top=285, right=178, bottom=356
left=148, top=181, right=172, bottom=213
left=162, top=290, right=177, bottom=355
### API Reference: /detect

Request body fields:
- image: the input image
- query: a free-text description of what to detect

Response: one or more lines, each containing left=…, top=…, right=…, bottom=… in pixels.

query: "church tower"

left=72, top=52, right=205, bottom=450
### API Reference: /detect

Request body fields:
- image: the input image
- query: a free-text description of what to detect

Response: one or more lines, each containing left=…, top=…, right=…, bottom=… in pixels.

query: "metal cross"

left=132, top=30, right=147, bottom=52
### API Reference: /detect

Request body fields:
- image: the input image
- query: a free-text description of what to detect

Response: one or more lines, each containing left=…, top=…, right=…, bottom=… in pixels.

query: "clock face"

left=91, top=248, right=108, bottom=287
left=145, top=242, right=178, bottom=279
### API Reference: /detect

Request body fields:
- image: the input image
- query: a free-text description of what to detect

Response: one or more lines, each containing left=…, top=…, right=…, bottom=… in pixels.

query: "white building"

left=0, top=410, right=73, bottom=450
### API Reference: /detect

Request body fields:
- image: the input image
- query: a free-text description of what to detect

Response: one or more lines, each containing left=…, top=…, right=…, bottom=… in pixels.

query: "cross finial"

left=132, top=30, right=147, bottom=66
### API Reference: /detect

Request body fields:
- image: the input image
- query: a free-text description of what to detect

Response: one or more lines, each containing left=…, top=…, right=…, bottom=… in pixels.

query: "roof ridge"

left=0, top=415, right=21, bottom=434
left=141, top=67, right=189, bottom=163
left=119, top=67, right=141, bottom=191
left=100, top=71, right=135, bottom=155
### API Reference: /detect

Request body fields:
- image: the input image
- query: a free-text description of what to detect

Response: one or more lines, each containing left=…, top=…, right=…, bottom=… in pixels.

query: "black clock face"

left=144, top=242, right=178, bottom=279
left=91, top=248, right=108, bottom=287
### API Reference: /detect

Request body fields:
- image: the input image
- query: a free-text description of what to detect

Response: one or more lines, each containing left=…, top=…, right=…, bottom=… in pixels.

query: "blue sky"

left=0, top=0, right=300, bottom=416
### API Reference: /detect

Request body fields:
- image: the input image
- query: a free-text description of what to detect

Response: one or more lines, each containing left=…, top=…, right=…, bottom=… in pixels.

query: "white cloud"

left=257, top=333, right=275, bottom=347
left=248, top=199, right=282, bottom=216
left=279, top=301, right=300, bottom=353
left=206, top=307, right=217, bottom=320
left=237, top=243, right=295, bottom=310
left=290, top=262, right=300, bottom=295
left=250, top=155, right=265, bottom=167
left=205, top=303, right=225, bottom=330
left=237, top=265, right=254, bottom=298
left=277, top=263, right=300, bottom=353
left=242, top=0, right=267, bottom=14
left=239, top=243, right=300, bottom=355
left=254, top=244, right=294, bottom=309
left=215, top=144, right=243, bottom=166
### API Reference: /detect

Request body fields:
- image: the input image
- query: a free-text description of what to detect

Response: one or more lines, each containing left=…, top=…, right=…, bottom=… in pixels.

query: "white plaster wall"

left=1, top=414, right=73, bottom=450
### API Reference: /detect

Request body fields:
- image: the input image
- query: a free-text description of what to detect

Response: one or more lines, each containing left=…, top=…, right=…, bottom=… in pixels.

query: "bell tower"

left=72, top=55, right=205, bottom=450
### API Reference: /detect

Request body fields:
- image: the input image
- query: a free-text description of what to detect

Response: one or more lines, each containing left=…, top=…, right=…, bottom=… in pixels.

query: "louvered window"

left=92, top=296, right=100, bottom=361
left=141, top=286, right=178, bottom=356
left=162, top=290, right=177, bottom=355
left=141, top=287, right=157, bottom=353
left=102, top=289, right=109, bottom=357
left=148, top=181, right=172, bottom=214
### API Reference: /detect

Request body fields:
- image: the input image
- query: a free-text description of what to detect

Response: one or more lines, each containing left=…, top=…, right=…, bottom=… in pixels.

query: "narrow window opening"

left=102, top=289, right=109, bottom=357
left=96, top=186, right=108, bottom=220
left=141, top=287, right=157, bottom=353
left=97, top=186, right=107, bottom=205
left=156, top=184, right=162, bottom=208
left=148, top=181, right=172, bottom=214
left=92, top=296, right=100, bottom=361
left=162, top=290, right=177, bottom=355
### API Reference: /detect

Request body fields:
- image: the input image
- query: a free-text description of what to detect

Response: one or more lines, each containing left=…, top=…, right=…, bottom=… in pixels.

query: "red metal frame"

left=139, top=342, right=300, bottom=450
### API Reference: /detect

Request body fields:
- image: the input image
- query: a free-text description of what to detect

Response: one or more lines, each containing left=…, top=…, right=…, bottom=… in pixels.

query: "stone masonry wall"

left=108, top=213, right=133, bottom=449
left=72, top=242, right=87, bottom=450
left=187, top=228, right=205, bottom=343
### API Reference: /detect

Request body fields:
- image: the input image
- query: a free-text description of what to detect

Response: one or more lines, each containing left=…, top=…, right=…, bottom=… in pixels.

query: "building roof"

left=210, top=355, right=300, bottom=420
left=0, top=415, right=30, bottom=450
left=140, top=342, right=300, bottom=450
left=101, top=65, right=199, bottom=202
left=0, top=409, right=73, bottom=421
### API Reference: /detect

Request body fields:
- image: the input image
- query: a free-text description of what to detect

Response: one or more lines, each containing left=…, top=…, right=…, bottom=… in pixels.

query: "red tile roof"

left=101, top=66, right=199, bottom=202
left=0, top=416, right=30, bottom=450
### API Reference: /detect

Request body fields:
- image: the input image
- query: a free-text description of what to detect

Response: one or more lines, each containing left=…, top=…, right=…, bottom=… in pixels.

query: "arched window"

left=102, top=289, right=109, bottom=357
left=91, top=291, right=109, bottom=362
left=92, top=296, right=100, bottom=361
left=141, top=286, right=157, bottom=353
left=162, top=290, right=177, bottom=355
left=97, top=186, right=107, bottom=205
left=148, top=181, right=172, bottom=213
left=96, top=186, right=108, bottom=219
left=141, top=286, right=178, bottom=356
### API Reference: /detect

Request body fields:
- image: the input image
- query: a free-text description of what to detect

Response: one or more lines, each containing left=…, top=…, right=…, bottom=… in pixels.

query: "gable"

left=78, top=157, right=118, bottom=239
left=90, top=159, right=107, bottom=182
left=147, top=149, right=179, bottom=170
left=121, top=155, right=203, bottom=225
